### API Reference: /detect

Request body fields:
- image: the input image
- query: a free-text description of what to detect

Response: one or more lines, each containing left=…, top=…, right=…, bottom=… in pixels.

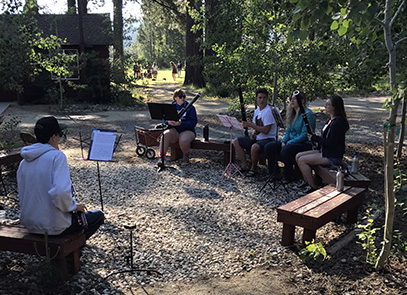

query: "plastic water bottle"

left=336, top=169, right=344, bottom=192
left=0, top=205, right=6, bottom=220
left=351, top=153, right=359, bottom=174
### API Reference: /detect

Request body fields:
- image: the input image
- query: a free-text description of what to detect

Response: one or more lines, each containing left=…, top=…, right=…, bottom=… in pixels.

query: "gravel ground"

left=0, top=92, right=394, bottom=294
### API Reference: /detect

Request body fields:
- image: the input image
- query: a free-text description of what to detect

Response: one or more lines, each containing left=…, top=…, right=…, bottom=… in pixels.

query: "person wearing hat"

left=17, top=116, right=104, bottom=239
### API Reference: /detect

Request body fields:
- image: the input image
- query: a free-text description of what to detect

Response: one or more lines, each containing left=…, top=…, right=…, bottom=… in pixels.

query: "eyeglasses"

left=293, top=90, right=300, bottom=96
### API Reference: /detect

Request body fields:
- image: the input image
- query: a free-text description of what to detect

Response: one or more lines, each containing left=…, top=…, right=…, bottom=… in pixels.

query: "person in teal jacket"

left=264, top=90, right=316, bottom=182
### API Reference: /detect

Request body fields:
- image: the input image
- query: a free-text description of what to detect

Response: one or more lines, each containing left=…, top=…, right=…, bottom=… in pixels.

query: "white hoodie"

left=17, top=143, right=76, bottom=235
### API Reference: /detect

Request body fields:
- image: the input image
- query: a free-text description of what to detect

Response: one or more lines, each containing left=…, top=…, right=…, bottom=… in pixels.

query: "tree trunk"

left=396, top=92, right=406, bottom=160
left=184, top=0, right=205, bottom=88
left=67, top=0, right=76, bottom=12
left=375, top=0, right=400, bottom=267
left=113, top=0, right=124, bottom=82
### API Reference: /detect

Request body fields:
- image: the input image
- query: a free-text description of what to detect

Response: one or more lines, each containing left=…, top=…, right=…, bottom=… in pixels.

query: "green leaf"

left=326, top=5, right=333, bottom=14
left=343, top=19, right=350, bottom=28
left=341, top=8, right=347, bottom=16
left=338, top=25, right=348, bottom=36
left=299, top=30, right=308, bottom=40
left=331, top=20, right=339, bottom=30
left=292, top=6, right=302, bottom=14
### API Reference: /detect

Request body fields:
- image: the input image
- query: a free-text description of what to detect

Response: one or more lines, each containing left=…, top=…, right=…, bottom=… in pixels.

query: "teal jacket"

left=281, top=108, right=316, bottom=145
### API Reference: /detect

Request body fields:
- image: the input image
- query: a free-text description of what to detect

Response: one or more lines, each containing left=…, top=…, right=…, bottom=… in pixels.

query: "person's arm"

left=48, top=152, right=76, bottom=213
left=179, top=105, right=198, bottom=130
left=312, top=118, right=347, bottom=148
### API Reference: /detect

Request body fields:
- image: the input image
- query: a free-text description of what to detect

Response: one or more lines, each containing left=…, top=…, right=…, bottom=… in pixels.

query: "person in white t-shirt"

left=232, top=88, right=277, bottom=177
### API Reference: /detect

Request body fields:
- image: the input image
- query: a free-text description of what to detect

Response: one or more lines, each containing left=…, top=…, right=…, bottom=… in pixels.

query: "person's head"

left=290, top=90, right=306, bottom=111
left=173, top=89, right=186, bottom=105
left=34, top=116, right=65, bottom=148
left=327, top=94, right=349, bottom=129
left=255, top=88, right=268, bottom=109
left=286, top=90, right=306, bottom=126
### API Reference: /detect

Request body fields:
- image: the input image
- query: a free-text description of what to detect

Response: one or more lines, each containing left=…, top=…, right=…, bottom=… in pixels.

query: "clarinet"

left=293, top=90, right=313, bottom=135
left=71, top=185, right=88, bottom=232
left=237, top=85, right=249, bottom=136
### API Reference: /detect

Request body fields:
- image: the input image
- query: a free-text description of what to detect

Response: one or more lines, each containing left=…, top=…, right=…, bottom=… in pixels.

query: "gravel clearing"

left=0, top=92, right=391, bottom=294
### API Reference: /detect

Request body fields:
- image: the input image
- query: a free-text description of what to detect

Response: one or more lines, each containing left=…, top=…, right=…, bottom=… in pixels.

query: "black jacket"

left=311, top=117, right=349, bottom=159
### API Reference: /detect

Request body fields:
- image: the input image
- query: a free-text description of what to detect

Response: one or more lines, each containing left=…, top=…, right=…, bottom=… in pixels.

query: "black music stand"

left=147, top=103, right=179, bottom=172
left=87, top=129, right=120, bottom=211
left=104, top=223, right=162, bottom=294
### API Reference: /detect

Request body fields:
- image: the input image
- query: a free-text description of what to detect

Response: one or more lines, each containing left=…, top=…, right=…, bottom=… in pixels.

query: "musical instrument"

left=293, top=90, right=313, bottom=135
left=71, top=185, right=88, bottom=232
left=237, top=85, right=249, bottom=136
left=177, top=92, right=201, bottom=119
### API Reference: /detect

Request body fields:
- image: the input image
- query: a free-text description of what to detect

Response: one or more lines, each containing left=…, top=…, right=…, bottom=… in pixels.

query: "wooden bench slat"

left=0, top=224, right=86, bottom=274
left=277, top=185, right=367, bottom=245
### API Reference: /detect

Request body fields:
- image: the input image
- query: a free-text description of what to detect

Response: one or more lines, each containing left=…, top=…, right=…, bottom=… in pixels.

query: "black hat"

left=34, top=116, right=66, bottom=143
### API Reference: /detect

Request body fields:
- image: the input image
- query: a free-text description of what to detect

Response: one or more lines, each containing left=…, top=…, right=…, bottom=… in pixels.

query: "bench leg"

left=170, top=146, right=183, bottom=161
left=61, top=249, right=81, bottom=274
left=303, top=228, right=316, bottom=245
left=346, top=206, right=359, bottom=224
left=281, top=224, right=295, bottom=246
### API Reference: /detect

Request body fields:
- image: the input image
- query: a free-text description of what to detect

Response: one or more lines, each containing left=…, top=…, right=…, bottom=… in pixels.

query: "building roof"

left=36, top=14, right=113, bottom=46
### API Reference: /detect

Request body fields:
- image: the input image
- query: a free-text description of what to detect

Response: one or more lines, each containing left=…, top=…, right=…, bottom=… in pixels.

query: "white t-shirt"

left=252, top=105, right=277, bottom=140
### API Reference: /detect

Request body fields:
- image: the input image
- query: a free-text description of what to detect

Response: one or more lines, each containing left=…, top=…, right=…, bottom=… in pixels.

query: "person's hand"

left=168, top=120, right=181, bottom=126
left=242, top=121, right=251, bottom=128
left=281, top=142, right=286, bottom=147
left=307, top=133, right=313, bottom=141
left=75, top=203, right=87, bottom=213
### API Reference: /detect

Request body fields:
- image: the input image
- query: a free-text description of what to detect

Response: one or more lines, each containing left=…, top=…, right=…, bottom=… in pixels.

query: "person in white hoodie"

left=17, top=116, right=104, bottom=239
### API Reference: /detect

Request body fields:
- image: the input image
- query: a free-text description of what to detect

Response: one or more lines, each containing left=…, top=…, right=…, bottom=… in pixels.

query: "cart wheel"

left=136, top=146, right=146, bottom=157
left=146, top=148, right=156, bottom=159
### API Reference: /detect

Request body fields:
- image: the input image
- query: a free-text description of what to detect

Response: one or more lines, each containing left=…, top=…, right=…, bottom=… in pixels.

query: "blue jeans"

left=61, top=209, right=105, bottom=240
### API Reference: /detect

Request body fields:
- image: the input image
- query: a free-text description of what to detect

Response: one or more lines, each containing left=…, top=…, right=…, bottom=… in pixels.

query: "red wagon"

left=134, top=126, right=163, bottom=159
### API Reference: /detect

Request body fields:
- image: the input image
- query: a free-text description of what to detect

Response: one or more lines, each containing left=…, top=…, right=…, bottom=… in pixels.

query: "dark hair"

left=330, top=95, right=349, bottom=130
left=255, top=88, right=268, bottom=97
left=173, top=89, right=186, bottom=100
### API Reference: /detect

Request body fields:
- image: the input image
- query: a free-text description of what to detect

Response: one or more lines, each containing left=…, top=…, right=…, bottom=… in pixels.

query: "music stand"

left=147, top=103, right=179, bottom=172
left=87, top=129, right=120, bottom=211
left=217, top=115, right=245, bottom=177
left=104, top=223, right=162, bottom=293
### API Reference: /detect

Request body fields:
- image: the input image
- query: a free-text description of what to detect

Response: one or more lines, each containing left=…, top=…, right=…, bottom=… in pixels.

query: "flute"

left=237, top=85, right=249, bottom=136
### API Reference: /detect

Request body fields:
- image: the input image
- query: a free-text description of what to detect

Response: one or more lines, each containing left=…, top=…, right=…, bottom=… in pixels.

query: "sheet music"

left=217, top=114, right=244, bottom=130
left=88, top=129, right=117, bottom=161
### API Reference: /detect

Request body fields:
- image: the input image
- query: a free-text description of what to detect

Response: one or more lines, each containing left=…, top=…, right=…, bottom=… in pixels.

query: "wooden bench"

left=0, top=224, right=86, bottom=274
left=277, top=184, right=367, bottom=246
left=170, top=139, right=234, bottom=166
left=314, top=165, right=371, bottom=188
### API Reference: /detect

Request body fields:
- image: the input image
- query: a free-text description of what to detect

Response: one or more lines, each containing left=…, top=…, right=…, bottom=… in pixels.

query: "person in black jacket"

left=295, top=95, right=349, bottom=193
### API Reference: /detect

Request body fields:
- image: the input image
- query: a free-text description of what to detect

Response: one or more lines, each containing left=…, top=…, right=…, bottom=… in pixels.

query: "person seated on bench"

left=160, top=89, right=198, bottom=165
left=232, top=88, right=277, bottom=177
left=296, top=95, right=349, bottom=194
left=17, top=116, right=104, bottom=239
left=264, top=90, right=316, bottom=183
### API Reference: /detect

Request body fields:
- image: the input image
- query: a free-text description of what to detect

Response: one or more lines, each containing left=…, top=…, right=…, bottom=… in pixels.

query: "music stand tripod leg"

left=157, top=126, right=175, bottom=172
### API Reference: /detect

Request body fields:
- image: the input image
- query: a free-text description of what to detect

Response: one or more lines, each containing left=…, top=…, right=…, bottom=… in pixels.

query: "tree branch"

left=390, top=0, right=406, bottom=28
left=149, top=0, right=183, bottom=19
left=395, top=35, right=407, bottom=46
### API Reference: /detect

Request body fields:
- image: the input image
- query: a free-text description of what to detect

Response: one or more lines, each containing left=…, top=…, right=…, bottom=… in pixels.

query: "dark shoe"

left=246, top=170, right=256, bottom=177
left=239, top=167, right=250, bottom=173
left=294, top=180, right=307, bottom=190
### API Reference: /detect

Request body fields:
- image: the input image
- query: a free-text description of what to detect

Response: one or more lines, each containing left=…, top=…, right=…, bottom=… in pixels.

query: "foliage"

left=0, top=116, right=21, bottom=152
left=299, top=239, right=330, bottom=262
left=135, top=0, right=185, bottom=68
left=357, top=209, right=380, bottom=265
left=0, top=11, right=73, bottom=94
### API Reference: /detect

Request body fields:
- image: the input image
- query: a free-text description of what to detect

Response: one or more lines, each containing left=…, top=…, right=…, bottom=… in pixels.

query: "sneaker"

left=182, top=154, right=190, bottom=164
left=246, top=170, right=256, bottom=177
left=293, top=180, right=308, bottom=190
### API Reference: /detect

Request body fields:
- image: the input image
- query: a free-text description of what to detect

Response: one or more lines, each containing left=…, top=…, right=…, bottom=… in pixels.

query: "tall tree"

left=184, top=0, right=205, bottom=87
left=287, top=0, right=407, bottom=268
